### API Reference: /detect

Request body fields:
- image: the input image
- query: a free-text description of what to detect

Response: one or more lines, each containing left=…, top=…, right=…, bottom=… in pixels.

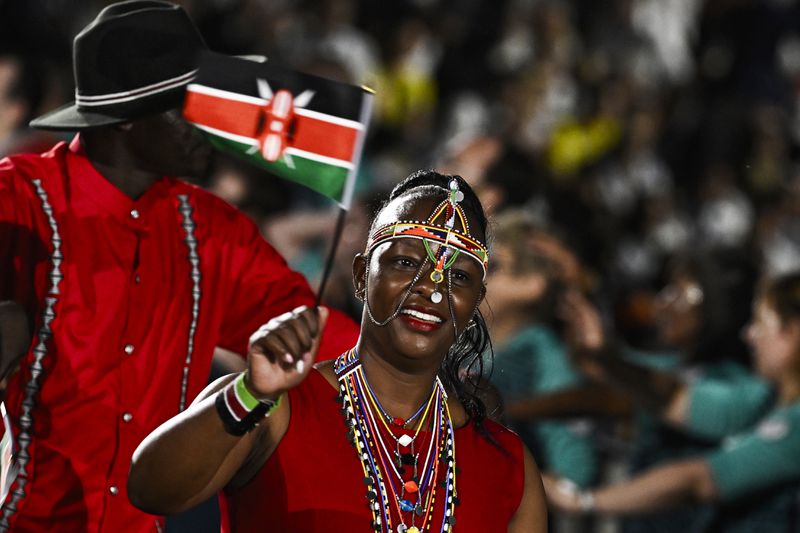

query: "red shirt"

left=220, top=370, right=524, bottom=532
left=0, top=137, right=359, bottom=532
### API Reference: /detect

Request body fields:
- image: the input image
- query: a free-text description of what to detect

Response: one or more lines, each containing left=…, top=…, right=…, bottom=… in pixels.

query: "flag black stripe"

left=194, top=51, right=366, bottom=120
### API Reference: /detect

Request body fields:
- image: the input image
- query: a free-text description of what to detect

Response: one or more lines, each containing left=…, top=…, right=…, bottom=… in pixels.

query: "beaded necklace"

left=335, top=349, right=458, bottom=532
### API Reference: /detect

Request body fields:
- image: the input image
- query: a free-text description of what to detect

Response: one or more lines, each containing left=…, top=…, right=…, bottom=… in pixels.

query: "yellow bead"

left=407, top=528, right=420, bottom=533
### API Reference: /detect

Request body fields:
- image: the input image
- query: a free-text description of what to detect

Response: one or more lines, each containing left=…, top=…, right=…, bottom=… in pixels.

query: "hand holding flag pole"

left=183, top=51, right=374, bottom=306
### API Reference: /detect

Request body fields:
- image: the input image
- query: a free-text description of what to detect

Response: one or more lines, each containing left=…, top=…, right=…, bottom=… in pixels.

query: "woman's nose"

left=412, top=265, right=440, bottom=299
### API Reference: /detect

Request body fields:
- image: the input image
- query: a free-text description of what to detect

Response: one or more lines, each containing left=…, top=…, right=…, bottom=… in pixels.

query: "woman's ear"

left=352, top=253, right=367, bottom=295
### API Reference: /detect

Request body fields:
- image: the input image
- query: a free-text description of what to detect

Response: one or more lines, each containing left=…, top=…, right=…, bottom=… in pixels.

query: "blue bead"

left=399, top=499, right=415, bottom=512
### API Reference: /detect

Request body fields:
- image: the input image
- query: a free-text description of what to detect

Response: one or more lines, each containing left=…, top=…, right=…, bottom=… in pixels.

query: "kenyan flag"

left=183, top=51, right=373, bottom=208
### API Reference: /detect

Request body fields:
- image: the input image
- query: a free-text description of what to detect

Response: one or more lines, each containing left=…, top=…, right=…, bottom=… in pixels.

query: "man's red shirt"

left=0, top=137, right=358, bottom=532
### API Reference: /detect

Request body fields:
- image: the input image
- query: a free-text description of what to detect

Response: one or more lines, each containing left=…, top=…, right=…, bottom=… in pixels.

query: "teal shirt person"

left=621, top=349, right=774, bottom=440
left=491, top=325, right=598, bottom=488
left=619, top=351, right=775, bottom=533
left=622, top=349, right=773, bottom=443
left=685, top=364, right=774, bottom=440
left=700, top=400, right=800, bottom=531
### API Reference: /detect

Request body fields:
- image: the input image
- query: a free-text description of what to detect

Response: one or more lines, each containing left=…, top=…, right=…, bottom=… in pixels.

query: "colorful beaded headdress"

left=366, top=179, right=489, bottom=304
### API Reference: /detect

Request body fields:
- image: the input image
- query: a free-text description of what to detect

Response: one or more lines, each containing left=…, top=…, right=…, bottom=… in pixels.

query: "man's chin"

left=178, top=153, right=213, bottom=179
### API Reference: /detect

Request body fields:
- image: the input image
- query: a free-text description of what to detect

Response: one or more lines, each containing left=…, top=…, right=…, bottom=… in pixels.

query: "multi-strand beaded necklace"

left=335, top=349, right=458, bottom=532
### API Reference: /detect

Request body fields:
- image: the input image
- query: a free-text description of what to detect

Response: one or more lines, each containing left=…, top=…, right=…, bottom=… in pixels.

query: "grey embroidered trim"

left=0, top=179, right=63, bottom=530
left=177, top=195, right=201, bottom=412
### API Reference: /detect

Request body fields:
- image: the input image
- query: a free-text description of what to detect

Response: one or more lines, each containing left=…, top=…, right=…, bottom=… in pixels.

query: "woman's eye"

left=451, top=269, right=471, bottom=283
left=395, top=257, right=417, bottom=268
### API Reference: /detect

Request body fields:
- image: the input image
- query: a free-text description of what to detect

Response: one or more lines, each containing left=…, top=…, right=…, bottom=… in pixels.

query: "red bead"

left=404, top=480, right=419, bottom=493
left=392, top=417, right=405, bottom=427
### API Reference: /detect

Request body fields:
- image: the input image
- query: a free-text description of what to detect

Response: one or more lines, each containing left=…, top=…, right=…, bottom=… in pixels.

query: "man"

left=0, top=1, right=359, bottom=531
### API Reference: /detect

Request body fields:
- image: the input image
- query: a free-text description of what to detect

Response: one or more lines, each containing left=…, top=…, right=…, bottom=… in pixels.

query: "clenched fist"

left=245, top=305, right=328, bottom=400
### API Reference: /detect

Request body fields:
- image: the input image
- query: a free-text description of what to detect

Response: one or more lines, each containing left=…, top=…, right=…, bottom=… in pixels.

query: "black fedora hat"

left=30, top=0, right=207, bottom=131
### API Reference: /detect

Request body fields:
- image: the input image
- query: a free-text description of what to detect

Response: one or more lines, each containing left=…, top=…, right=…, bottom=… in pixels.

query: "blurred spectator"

left=0, top=54, right=53, bottom=157
left=485, top=209, right=599, bottom=490
left=559, top=250, right=763, bottom=533
left=696, top=162, right=755, bottom=249
left=756, top=172, right=800, bottom=278
left=316, top=0, right=379, bottom=84
left=372, top=16, right=439, bottom=148
left=545, top=271, right=800, bottom=532
left=437, top=135, right=542, bottom=215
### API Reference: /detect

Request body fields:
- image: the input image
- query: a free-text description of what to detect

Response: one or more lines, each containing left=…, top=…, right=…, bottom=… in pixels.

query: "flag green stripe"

left=206, top=134, right=349, bottom=202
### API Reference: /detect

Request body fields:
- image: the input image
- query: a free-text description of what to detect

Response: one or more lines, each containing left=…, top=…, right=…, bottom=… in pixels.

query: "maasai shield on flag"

left=183, top=51, right=373, bottom=209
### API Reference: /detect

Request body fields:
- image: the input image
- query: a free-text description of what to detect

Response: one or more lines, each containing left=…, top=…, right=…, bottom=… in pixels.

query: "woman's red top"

left=220, top=369, right=525, bottom=532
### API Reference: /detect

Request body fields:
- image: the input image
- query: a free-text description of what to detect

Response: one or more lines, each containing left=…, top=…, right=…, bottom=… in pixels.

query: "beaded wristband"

left=215, top=372, right=282, bottom=436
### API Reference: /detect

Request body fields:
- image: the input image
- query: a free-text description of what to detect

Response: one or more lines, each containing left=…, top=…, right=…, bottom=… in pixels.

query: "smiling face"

left=353, top=193, right=486, bottom=369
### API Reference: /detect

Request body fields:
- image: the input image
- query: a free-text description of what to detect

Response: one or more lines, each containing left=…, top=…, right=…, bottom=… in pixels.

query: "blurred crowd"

left=3, top=0, right=800, bottom=531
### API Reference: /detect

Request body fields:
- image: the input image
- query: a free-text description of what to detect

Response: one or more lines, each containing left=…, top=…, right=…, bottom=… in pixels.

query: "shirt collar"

left=67, top=134, right=173, bottom=231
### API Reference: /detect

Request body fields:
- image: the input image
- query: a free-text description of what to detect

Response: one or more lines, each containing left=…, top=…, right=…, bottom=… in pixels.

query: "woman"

left=486, top=209, right=598, bottom=489
left=510, top=250, right=764, bottom=533
left=544, top=271, right=800, bottom=531
left=128, top=171, right=547, bottom=532
left=502, top=250, right=763, bottom=426
left=561, top=250, right=760, bottom=410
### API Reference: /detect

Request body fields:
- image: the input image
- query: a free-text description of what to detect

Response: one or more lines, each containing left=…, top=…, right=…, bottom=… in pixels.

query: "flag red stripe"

left=184, top=90, right=358, bottom=162
left=293, top=113, right=358, bottom=162
left=184, top=90, right=260, bottom=137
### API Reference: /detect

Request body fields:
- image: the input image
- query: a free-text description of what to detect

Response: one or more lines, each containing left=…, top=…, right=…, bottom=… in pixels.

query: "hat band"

left=75, top=69, right=198, bottom=107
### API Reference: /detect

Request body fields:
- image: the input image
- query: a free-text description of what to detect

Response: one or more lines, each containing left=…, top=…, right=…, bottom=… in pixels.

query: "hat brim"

left=30, top=83, right=191, bottom=131
left=29, top=101, right=131, bottom=131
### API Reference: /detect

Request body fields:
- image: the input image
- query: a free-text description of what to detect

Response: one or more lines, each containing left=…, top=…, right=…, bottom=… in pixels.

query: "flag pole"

left=314, top=206, right=347, bottom=307
left=315, top=89, right=372, bottom=308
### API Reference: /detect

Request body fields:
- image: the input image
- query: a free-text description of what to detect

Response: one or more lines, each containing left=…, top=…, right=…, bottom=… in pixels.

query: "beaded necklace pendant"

left=335, top=349, right=459, bottom=532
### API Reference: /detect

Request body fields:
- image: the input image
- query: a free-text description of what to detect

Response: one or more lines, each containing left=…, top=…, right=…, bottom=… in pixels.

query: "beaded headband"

left=366, top=179, right=489, bottom=303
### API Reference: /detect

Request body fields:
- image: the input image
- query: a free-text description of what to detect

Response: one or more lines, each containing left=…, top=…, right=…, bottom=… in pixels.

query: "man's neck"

left=81, top=129, right=161, bottom=200
left=89, top=159, right=160, bottom=200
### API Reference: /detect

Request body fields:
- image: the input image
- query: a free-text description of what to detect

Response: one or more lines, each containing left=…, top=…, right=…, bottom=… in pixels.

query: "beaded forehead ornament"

left=366, top=179, right=489, bottom=305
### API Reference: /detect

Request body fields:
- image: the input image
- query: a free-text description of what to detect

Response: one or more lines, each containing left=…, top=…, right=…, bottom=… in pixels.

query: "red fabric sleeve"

left=214, top=207, right=358, bottom=361
left=315, top=307, right=360, bottom=361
